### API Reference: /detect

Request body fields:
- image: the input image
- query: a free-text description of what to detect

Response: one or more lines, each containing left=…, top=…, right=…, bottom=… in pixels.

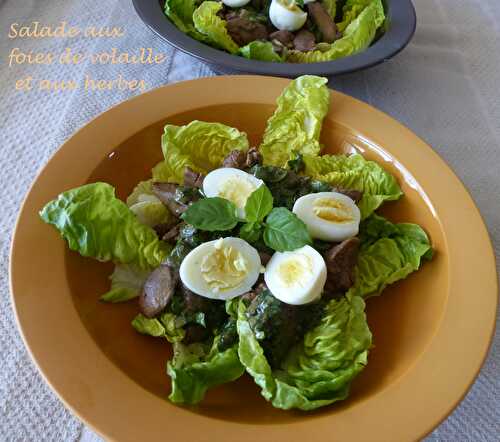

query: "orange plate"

left=10, top=76, right=498, bottom=441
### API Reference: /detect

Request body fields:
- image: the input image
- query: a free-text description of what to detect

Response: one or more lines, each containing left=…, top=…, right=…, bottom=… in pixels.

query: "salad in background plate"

left=40, top=76, right=432, bottom=410
left=164, top=0, right=386, bottom=63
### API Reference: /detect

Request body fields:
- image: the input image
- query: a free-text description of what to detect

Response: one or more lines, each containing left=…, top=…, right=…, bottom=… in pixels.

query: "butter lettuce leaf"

left=349, top=214, right=433, bottom=299
left=130, top=199, right=172, bottom=228
left=259, top=76, right=330, bottom=167
left=100, top=264, right=150, bottom=303
left=126, top=180, right=154, bottom=207
left=133, top=296, right=244, bottom=404
left=286, top=0, right=385, bottom=63
left=164, top=0, right=208, bottom=42
left=193, top=2, right=239, bottom=54
left=152, top=120, right=249, bottom=183
left=132, top=312, right=185, bottom=343
left=40, top=182, right=169, bottom=269
left=237, top=294, right=371, bottom=410
left=127, top=179, right=174, bottom=229
left=303, top=153, right=402, bottom=218
left=337, top=0, right=377, bottom=32
left=167, top=339, right=245, bottom=404
left=240, top=41, right=283, bottom=62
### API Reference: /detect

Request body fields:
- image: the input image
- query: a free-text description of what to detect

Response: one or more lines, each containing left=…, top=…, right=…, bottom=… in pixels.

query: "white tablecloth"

left=1, top=0, right=498, bottom=440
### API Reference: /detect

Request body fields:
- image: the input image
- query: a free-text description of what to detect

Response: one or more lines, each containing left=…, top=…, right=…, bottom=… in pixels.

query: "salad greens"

left=260, top=75, right=330, bottom=167
left=192, top=2, right=240, bottom=54
left=164, top=0, right=386, bottom=64
left=288, top=0, right=385, bottom=63
left=164, top=0, right=208, bottom=41
left=349, top=214, right=433, bottom=299
left=40, top=182, right=170, bottom=270
left=237, top=293, right=370, bottom=410
left=126, top=179, right=154, bottom=206
left=100, top=264, right=150, bottom=303
left=133, top=299, right=244, bottom=405
left=167, top=339, right=244, bottom=404
left=338, top=0, right=379, bottom=33
left=40, top=75, right=432, bottom=410
left=258, top=76, right=402, bottom=218
left=132, top=312, right=185, bottom=342
left=152, top=120, right=249, bottom=183
left=239, top=41, right=284, bottom=62
left=303, top=153, right=403, bottom=218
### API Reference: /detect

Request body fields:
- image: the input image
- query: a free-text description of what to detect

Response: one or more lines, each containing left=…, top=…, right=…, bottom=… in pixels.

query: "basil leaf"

left=263, top=207, right=312, bottom=252
left=240, top=222, right=262, bottom=243
left=181, top=197, right=239, bottom=231
left=245, top=184, right=274, bottom=223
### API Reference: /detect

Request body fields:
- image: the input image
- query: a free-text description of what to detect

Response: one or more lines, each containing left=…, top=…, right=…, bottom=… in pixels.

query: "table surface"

left=1, top=0, right=499, bottom=440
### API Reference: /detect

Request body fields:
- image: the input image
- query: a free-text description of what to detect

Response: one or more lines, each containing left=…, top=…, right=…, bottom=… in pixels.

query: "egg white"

left=293, top=192, right=361, bottom=242
left=269, top=0, right=307, bottom=32
left=222, top=0, right=251, bottom=6
left=179, top=237, right=261, bottom=300
left=264, top=245, right=327, bottom=305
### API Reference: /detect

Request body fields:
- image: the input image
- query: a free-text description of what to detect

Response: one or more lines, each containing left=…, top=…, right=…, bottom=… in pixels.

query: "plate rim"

left=9, top=75, right=498, bottom=441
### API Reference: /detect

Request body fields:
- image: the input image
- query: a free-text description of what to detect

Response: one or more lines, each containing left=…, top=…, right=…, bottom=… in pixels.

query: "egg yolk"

left=219, top=177, right=258, bottom=209
left=312, top=197, right=354, bottom=223
left=278, top=0, right=303, bottom=12
left=200, top=239, right=248, bottom=293
left=277, top=254, right=313, bottom=287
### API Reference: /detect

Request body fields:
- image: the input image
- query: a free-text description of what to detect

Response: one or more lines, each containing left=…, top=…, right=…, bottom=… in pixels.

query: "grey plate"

left=132, top=0, right=416, bottom=77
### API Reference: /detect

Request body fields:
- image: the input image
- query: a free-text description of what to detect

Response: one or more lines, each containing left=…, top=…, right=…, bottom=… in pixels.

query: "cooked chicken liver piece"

left=162, top=222, right=182, bottom=242
left=323, top=237, right=360, bottom=296
left=259, top=251, right=272, bottom=266
left=245, top=147, right=263, bottom=168
left=226, top=13, right=268, bottom=46
left=184, top=167, right=205, bottom=188
left=151, top=182, right=187, bottom=217
left=222, top=149, right=247, bottom=169
left=269, top=30, right=295, bottom=48
left=307, top=2, right=337, bottom=43
left=152, top=219, right=178, bottom=239
left=241, top=290, right=258, bottom=303
left=139, top=264, right=177, bottom=318
left=293, top=30, right=316, bottom=52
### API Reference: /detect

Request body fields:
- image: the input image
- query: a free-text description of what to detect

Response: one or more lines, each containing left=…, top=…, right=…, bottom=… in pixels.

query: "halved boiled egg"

left=293, top=192, right=361, bottom=242
left=179, top=237, right=261, bottom=300
left=203, top=167, right=263, bottom=218
left=269, top=0, right=307, bottom=32
left=264, top=245, right=326, bottom=305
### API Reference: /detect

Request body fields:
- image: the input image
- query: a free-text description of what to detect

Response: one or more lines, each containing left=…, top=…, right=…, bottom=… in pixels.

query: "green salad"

left=164, top=0, right=386, bottom=63
left=41, top=75, right=432, bottom=410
